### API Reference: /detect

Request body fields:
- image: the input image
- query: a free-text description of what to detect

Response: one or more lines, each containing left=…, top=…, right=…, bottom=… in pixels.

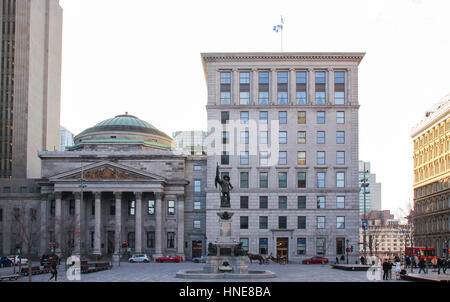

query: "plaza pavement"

left=0, top=261, right=414, bottom=282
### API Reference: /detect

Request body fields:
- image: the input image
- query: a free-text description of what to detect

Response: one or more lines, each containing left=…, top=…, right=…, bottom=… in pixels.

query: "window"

left=297, top=131, right=306, bottom=144
left=240, top=131, right=249, bottom=144
left=240, top=111, right=249, bottom=124
left=336, top=238, right=345, bottom=255
left=317, top=172, right=326, bottom=188
left=240, top=151, right=249, bottom=165
left=259, top=131, right=269, bottom=144
left=222, top=131, right=229, bottom=144
left=337, top=216, right=345, bottom=229
left=277, top=71, right=288, bottom=104
left=298, top=196, right=306, bottom=208
left=279, top=216, right=287, bottom=229
left=194, top=180, right=201, bottom=192
left=259, top=172, right=268, bottom=188
left=220, top=72, right=231, bottom=105
left=110, top=200, right=115, bottom=216
left=336, top=196, right=345, bottom=209
left=278, top=172, right=287, bottom=188
left=317, top=131, right=325, bottom=144
left=317, top=196, right=326, bottom=209
left=278, top=151, right=287, bottom=165
left=336, top=111, right=345, bottom=124
left=259, top=196, right=268, bottom=208
left=259, top=238, right=268, bottom=254
left=147, top=232, right=155, bottom=248
left=167, top=232, right=175, bottom=248
left=259, top=111, right=268, bottom=123
left=240, top=238, right=249, bottom=252
left=259, top=92, right=269, bottom=105
left=336, top=172, right=345, bottom=188
left=168, top=200, right=175, bottom=216
left=296, top=91, right=307, bottom=105
left=259, top=216, right=268, bottom=229
left=221, top=151, right=229, bottom=165
left=317, top=151, right=326, bottom=165
left=239, top=72, right=250, bottom=105
left=297, top=172, right=306, bottom=188
left=129, top=201, right=136, bottom=216
left=279, top=196, right=287, bottom=208
left=240, top=196, right=249, bottom=209
left=297, top=238, right=306, bottom=255
left=279, top=111, right=287, bottom=124
left=296, top=71, right=307, bottom=104
left=69, top=200, right=75, bottom=216
left=316, top=238, right=325, bottom=255
left=128, top=232, right=135, bottom=248
left=193, top=165, right=201, bottom=171
left=240, top=216, right=249, bottom=229
left=221, top=111, right=230, bottom=124
left=298, top=216, right=306, bottom=229
left=20, top=186, right=27, bottom=193
left=297, top=151, right=306, bottom=165
left=317, top=111, right=325, bottom=124
left=336, top=151, right=345, bottom=165
left=317, top=216, right=325, bottom=229
left=279, top=131, right=287, bottom=144
left=3, top=187, right=10, bottom=193
left=258, top=72, right=270, bottom=104
left=315, top=71, right=326, bottom=105
left=298, top=111, right=306, bottom=124
left=336, top=131, right=345, bottom=144
left=259, top=151, right=269, bottom=165
left=240, top=172, right=249, bottom=188
left=334, top=71, right=345, bottom=104
left=194, top=220, right=201, bottom=229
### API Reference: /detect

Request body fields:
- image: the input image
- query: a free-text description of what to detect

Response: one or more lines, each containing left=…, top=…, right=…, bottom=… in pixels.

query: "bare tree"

left=13, top=205, right=37, bottom=282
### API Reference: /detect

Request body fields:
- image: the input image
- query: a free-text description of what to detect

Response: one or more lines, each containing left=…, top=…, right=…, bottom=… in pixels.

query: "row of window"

left=219, top=70, right=346, bottom=105
left=236, top=195, right=346, bottom=209
left=239, top=215, right=346, bottom=230
left=241, top=237, right=348, bottom=255
left=216, top=170, right=347, bottom=189
left=221, top=110, right=346, bottom=125
left=232, top=150, right=346, bottom=166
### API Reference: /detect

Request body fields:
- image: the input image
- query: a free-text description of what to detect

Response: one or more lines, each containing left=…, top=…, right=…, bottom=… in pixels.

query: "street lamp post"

left=360, top=163, right=369, bottom=263
left=346, top=239, right=349, bottom=264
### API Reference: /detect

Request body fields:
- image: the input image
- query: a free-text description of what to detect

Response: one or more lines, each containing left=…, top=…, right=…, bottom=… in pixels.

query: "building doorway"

left=107, top=231, right=115, bottom=255
left=192, top=240, right=202, bottom=258
left=276, top=237, right=289, bottom=259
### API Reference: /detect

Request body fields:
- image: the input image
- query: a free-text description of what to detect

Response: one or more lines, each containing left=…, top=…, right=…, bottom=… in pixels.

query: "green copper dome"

left=75, top=113, right=171, bottom=140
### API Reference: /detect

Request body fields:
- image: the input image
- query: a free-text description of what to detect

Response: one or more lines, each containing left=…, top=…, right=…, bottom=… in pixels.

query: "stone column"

left=176, top=194, right=185, bottom=258
left=93, top=192, right=102, bottom=256
left=134, top=192, right=143, bottom=253
left=328, top=68, right=334, bottom=105
left=233, top=69, right=239, bottom=105
left=289, top=68, right=295, bottom=105
left=154, top=192, right=164, bottom=258
left=270, top=68, right=276, bottom=105
left=251, top=68, right=258, bottom=105
left=39, top=194, right=48, bottom=255
left=113, top=192, right=122, bottom=264
left=73, top=192, right=81, bottom=256
left=54, top=192, right=62, bottom=256
left=308, top=68, right=314, bottom=105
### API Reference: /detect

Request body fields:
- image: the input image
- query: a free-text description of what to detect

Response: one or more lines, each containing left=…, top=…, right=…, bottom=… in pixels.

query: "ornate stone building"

left=411, top=94, right=450, bottom=257
left=1, top=114, right=207, bottom=261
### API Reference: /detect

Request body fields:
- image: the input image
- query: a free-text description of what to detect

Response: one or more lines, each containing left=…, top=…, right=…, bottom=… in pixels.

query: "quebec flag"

left=273, top=16, right=284, bottom=33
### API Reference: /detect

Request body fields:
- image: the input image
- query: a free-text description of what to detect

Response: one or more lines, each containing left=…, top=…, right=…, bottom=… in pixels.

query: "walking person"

left=394, top=260, right=402, bottom=280
left=405, top=256, right=411, bottom=269
left=442, top=258, right=448, bottom=274
left=418, top=258, right=426, bottom=274
left=340, top=254, right=345, bottom=264
left=48, top=261, right=58, bottom=281
left=382, top=259, right=389, bottom=280
left=414, top=255, right=419, bottom=268
left=388, top=259, right=393, bottom=280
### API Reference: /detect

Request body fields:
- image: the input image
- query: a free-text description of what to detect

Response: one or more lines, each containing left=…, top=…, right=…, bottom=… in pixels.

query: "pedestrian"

left=48, top=261, right=58, bottom=281
left=382, top=259, right=389, bottom=280
left=418, top=258, right=426, bottom=274
left=336, top=256, right=339, bottom=264
left=340, top=254, right=345, bottom=263
left=388, top=259, right=393, bottom=279
left=437, top=257, right=442, bottom=274
left=394, top=260, right=402, bottom=280
left=443, top=258, right=448, bottom=274
left=414, top=255, right=419, bottom=268
left=360, top=256, right=365, bottom=265
left=405, top=256, right=411, bottom=269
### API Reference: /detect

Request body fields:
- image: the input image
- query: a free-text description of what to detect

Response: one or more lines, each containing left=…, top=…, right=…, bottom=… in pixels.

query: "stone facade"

left=201, top=52, right=364, bottom=263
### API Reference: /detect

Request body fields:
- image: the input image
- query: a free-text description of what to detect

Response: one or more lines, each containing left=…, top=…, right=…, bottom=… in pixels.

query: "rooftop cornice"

left=410, top=95, right=450, bottom=138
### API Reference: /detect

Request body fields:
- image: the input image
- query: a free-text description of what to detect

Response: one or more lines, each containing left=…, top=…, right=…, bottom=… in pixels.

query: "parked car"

left=155, top=255, right=182, bottom=263
left=7, top=255, right=28, bottom=265
left=0, top=256, right=13, bottom=267
left=40, top=253, right=60, bottom=266
left=192, top=255, right=207, bottom=263
left=128, top=254, right=151, bottom=263
left=302, top=256, right=329, bottom=264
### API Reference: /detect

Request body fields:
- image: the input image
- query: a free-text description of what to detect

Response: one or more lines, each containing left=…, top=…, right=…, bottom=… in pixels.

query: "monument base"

left=203, top=256, right=248, bottom=274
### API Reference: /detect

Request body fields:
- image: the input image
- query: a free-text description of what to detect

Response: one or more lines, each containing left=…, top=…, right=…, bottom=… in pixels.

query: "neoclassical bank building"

left=0, top=114, right=207, bottom=261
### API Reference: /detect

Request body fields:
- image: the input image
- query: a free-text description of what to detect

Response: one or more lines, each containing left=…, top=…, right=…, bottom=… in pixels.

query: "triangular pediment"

left=49, top=161, right=166, bottom=182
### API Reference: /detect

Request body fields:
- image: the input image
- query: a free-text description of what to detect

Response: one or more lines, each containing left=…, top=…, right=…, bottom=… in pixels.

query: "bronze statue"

left=233, top=242, right=246, bottom=256
left=215, top=163, right=233, bottom=208
left=207, top=242, right=217, bottom=256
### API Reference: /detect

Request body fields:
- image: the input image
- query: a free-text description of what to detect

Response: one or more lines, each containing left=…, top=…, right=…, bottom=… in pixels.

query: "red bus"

left=405, top=247, right=438, bottom=263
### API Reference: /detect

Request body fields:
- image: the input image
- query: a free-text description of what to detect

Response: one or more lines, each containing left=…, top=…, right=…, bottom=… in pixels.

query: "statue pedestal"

left=203, top=256, right=248, bottom=274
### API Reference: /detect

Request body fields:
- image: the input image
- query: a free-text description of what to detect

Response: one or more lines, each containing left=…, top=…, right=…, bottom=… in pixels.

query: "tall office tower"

left=0, top=0, right=62, bottom=179
left=369, top=173, right=382, bottom=211
left=202, top=52, right=364, bottom=263
left=59, top=126, right=74, bottom=151
left=172, top=130, right=208, bottom=155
